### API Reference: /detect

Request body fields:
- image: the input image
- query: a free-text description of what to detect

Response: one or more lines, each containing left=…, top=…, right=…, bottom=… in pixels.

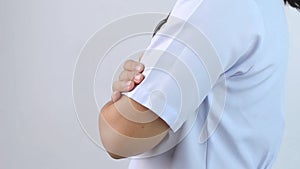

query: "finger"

left=119, top=71, right=144, bottom=83
left=119, top=70, right=136, bottom=81
left=111, top=91, right=121, bottom=102
left=112, top=80, right=135, bottom=93
left=123, top=60, right=144, bottom=72
left=133, top=73, right=144, bottom=84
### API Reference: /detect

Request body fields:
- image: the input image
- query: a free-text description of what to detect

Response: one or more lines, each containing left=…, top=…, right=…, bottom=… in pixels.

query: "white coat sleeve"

left=123, top=0, right=264, bottom=132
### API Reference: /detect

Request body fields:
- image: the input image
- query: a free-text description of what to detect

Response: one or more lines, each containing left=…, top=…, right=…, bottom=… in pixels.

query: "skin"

left=99, top=59, right=170, bottom=159
left=111, top=59, right=145, bottom=102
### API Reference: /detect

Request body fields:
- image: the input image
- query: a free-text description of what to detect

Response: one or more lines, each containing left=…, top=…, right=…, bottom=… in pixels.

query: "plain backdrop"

left=0, top=0, right=299, bottom=169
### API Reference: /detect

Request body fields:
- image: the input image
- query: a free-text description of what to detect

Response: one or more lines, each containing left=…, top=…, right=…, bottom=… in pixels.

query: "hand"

left=111, top=59, right=144, bottom=102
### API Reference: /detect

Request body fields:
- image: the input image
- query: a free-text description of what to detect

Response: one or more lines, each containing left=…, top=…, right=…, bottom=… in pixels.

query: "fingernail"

left=134, top=74, right=142, bottom=81
left=123, top=81, right=130, bottom=87
left=126, top=81, right=132, bottom=87
left=126, top=81, right=133, bottom=90
left=136, top=64, right=142, bottom=71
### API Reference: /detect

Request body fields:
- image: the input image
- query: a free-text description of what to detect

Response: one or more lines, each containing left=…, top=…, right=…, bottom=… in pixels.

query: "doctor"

left=99, top=0, right=299, bottom=168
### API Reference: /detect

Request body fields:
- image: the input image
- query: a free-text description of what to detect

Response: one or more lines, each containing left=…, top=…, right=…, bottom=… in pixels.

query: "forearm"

left=98, top=95, right=169, bottom=159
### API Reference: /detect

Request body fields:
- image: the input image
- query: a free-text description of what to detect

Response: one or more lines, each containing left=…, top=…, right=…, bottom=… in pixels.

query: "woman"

left=99, top=0, right=300, bottom=168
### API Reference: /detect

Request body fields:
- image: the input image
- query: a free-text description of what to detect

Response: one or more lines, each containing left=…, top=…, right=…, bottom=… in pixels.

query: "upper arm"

left=99, top=95, right=170, bottom=159
left=99, top=0, right=263, bottom=159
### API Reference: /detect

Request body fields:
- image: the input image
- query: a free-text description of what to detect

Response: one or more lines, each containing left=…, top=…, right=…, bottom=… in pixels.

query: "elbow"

left=107, top=152, right=126, bottom=160
left=98, top=99, right=170, bottom=158
left=98, top=105, right=126, bottom=159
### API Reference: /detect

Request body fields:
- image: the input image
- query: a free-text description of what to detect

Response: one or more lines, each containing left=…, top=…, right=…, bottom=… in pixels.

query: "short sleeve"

left=123, top=0, right=264, bottom=132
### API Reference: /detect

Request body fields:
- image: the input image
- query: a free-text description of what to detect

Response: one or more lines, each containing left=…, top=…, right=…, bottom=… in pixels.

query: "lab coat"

left=124, top=0, right=288, bottom=168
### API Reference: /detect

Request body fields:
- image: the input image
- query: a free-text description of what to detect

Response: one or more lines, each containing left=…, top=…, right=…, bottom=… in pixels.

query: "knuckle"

left=112, top=81, right=117, bottom=91
left=119, top=71, right=125, bottom=79
left=129, top=71, right=136, bottom=80
left=123, top=59, right=134, bottom=69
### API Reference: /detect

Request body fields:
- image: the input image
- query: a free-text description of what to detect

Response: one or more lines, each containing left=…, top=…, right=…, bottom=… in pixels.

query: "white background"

left=0, top=0, right=299, bottom=169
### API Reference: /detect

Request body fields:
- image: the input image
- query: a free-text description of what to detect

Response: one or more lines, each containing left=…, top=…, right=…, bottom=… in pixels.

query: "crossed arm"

left=98, top=60, right=170, bottom=159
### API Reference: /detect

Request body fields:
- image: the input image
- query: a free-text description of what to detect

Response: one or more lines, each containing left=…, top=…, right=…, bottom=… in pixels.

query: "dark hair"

left=152, top=13, right=170, bottom=37
left=284, top=0, right=300, bottom=10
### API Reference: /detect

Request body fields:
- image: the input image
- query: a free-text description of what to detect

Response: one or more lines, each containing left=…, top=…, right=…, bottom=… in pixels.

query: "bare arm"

left=99, top=95, right=170, bottom=159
